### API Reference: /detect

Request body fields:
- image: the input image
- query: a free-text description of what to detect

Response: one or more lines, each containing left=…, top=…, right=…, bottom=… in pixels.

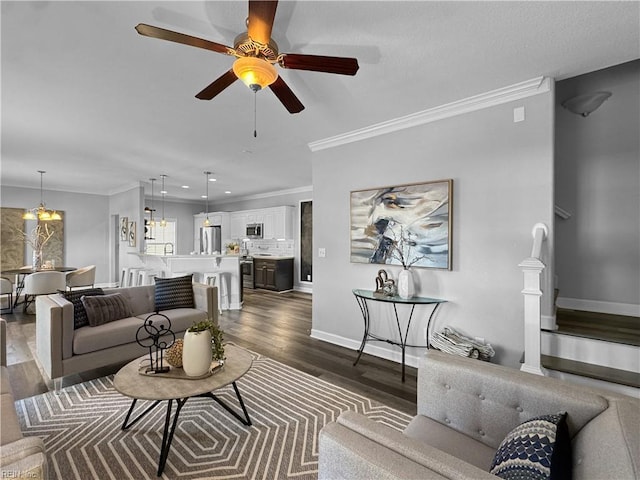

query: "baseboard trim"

left=310, top=329, right=422, bottom=368
left=556, top=297, right=640, bottom=317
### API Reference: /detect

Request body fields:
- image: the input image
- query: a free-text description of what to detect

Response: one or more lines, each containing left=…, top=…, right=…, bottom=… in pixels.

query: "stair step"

left=542, top=355, right=640, bottom=389
left=555, top=308, right=639, bottom=346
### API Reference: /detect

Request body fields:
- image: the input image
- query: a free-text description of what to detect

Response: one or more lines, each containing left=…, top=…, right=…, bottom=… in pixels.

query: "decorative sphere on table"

left=165, top=339, right=183, bottom=367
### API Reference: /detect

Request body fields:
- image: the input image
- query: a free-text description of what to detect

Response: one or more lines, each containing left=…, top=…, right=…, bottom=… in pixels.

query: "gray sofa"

left=319, top=349, right=639, bottom=480
left=1, top=318, right=48, bottom=479
left=35, top=283, right=217, bottom=388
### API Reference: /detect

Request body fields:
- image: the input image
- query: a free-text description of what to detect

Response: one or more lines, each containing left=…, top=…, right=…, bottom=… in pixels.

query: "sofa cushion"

left=489, top=412, right=571, bottom=480
left=1, top=392, right=23, bottom=445
left=82, top=293, right=134, bottom=327
left=154, top=275, right=194, bottom=311
left=404, top=414, right=496, bottom=470
left=62, top=288, right=104, bottom=329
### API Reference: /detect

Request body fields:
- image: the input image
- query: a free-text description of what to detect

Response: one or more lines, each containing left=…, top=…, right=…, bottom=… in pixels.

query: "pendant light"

left=23, top=170, right=62, bottom=221
left=159, top=174, right=168, bottom=227
left=203, top=171, right=211, bottom=226
left=147, top=178, right=156, bottom=227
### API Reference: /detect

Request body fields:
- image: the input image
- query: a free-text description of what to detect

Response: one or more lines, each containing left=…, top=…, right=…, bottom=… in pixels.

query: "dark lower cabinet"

left=254, top=258, right=294, bottom=291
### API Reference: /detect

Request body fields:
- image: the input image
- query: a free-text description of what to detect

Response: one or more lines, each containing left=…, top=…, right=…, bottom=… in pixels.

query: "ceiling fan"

left=135, top=0, right=359, bottom=114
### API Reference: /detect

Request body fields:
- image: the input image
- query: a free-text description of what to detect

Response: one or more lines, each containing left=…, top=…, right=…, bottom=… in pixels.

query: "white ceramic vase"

left=182, top=330, right=212, bottom=377
left=397, top=269, right=415, bottom=299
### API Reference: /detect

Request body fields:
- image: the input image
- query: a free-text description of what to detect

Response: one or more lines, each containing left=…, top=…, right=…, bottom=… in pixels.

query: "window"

left=144, top=218, right=177, bottom=255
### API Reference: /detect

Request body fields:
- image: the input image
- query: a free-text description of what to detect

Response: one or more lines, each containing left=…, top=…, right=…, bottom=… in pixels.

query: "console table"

left=352, top=289, right=447, bottom=382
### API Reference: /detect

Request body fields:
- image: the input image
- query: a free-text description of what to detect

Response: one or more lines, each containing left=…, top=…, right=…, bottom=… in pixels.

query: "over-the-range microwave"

left=246, top=223, right=263, bottom=239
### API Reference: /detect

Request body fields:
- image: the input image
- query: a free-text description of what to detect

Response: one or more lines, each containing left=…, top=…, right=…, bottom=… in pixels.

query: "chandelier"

left=23, top=170, right=61, bottom=221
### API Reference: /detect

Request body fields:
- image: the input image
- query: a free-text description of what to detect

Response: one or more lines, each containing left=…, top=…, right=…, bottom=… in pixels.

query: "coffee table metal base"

left=121, top=381, right=251, bottom=476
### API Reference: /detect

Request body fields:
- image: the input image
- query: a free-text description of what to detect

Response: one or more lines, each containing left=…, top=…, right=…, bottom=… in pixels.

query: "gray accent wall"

left=311, top=89, right=555, bottom=368
left=2, top=186, right=111, bottom=284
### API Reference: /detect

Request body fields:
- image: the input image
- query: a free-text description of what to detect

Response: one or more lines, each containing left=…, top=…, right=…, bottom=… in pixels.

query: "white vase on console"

left=397, top=269, right=415, bottom=299
left=182, top=330, right=212, bottom=377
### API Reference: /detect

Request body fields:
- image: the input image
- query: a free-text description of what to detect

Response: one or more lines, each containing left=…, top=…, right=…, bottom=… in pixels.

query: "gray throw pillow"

left=81, top=293, right=134, bottom=327
left=154, top=274, right=194, bottom=311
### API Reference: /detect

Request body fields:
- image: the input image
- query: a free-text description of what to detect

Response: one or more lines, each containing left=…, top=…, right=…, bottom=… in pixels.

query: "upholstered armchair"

left=65, top=265, right=96, bottom=291
left=23, top=272, right=66, bottom=313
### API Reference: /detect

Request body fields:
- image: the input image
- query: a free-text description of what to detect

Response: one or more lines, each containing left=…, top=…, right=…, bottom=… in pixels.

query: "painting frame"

left=350, top=179, right=453, bottom=270
left=120, top=217, right=129, bottom=242
left=128, top=221, right=136, bottom=247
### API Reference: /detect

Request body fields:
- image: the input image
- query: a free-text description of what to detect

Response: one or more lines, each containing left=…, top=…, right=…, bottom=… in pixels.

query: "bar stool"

left=120, top=267, right=131, bottom=287
left=203, top=272, right=229, bottom=313
left=137, top=269, right=159, bottom=286
left=128, top=268, right=144, bottom=286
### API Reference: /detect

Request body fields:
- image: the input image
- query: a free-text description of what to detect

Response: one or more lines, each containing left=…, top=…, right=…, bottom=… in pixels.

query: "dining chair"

left=22, top=271, right=66, bottom=313
left=65, top=265, right=96, bottom=291
left=0, top=277, right=13, bottom=314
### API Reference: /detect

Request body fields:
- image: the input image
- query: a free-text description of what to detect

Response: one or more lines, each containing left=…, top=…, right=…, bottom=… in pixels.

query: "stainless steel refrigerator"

left=200, top=225, right=221, bottom=255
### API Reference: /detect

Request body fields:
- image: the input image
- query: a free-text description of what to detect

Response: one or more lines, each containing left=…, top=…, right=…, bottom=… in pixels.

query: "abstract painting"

left=350, top=179, right=453, bottom=269
left=0, top=207, right=25, bottom=270
left=120, top=217, right=128, bottom=242
left=39, top=213, right=64, bottom=267
left=128, top=221, right=136, bottom=247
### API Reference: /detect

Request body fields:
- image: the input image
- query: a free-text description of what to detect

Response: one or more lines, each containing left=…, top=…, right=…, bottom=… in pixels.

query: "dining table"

left=1, top=266, right=77, bottom=310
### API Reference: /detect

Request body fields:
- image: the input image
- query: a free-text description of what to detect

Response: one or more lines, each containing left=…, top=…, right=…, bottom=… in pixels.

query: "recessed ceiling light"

left=160, top=190, right=167, bottom=194
left=242, top=149, right=253, bottom=154
left=181, top=185, right=189, bottom=189
left=209, top=178, right=217, bottom=182
left=225, top=191, right=231, bottom=194
left=201, top=195, right=207, bottom=199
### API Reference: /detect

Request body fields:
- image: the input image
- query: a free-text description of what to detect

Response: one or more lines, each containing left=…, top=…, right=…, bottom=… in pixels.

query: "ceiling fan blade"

left=269, top=76, right=304, bottom=114
left=279, top=53, right=359, bottom=76
left=247, top=0, right=278, bottom=45
left=135, top=24, right=235, bottom=55
left=195, top=70, right=238, bottom=100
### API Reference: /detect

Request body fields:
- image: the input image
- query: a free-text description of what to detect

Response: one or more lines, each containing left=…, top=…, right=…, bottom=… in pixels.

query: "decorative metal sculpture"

left=374, top=269, right=396, bottom=296
left=136, top=312, right=175, bottom=374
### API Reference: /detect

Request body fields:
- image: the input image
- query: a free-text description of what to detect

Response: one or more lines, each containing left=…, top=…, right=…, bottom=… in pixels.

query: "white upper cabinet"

left=226, top=206, right=294, bottom=240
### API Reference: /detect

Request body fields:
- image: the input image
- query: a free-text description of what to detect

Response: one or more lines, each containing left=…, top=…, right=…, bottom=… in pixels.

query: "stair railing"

left=519, top=223, right=549, bottom=375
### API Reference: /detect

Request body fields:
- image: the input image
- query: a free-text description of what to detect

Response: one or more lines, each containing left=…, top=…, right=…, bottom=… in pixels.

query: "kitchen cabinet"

left=253, top=257, right=293, bottom=291
left=229, top=206, right=295, bottom=240
left=230, top=213, right=247, bottom=239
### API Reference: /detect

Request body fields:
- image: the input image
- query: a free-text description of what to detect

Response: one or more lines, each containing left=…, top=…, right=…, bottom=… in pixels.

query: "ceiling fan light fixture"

left=233, top=56, right=278, bottom=92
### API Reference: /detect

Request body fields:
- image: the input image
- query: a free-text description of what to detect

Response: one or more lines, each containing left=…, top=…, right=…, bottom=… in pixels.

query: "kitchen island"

left=130, top=254, right=243, bottom=310
left=252, top=255, right=294, bottom=292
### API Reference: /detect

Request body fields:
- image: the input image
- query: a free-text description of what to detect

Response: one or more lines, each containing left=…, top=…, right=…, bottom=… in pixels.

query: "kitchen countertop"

left=251, top=255, right=294, bottom=260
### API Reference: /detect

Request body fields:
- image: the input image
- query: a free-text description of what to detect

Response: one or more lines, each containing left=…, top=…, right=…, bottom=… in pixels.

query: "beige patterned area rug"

left=15, top=352, right=411, bottom=479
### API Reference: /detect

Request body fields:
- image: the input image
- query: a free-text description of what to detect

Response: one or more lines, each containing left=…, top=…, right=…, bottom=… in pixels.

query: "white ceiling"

left=2, top=1, right=638, bottom=202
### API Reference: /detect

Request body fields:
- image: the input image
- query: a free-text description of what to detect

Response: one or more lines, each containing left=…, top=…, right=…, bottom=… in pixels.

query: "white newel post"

left=519, top=223, right=548, bottom=376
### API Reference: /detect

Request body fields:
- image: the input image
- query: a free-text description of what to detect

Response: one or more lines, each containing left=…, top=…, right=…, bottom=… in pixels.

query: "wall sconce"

left=561, top=91, right=612, bottom=117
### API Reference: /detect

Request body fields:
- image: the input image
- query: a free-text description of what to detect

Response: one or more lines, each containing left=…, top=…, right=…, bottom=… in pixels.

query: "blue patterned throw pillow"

left=154, top=274, right=194, bottom=311
left=489, top=412, right=571, bottom=480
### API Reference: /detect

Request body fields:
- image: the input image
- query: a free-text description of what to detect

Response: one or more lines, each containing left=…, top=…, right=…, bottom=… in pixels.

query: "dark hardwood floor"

left=2, top=288, right=417, bottom=415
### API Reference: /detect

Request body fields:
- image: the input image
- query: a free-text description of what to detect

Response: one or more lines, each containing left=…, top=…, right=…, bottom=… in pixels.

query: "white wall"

left=311, top=90, right=555, bottom=368
left=555, top=60, right=640, bottom=314
left=1, top=186, right=111, bottom=283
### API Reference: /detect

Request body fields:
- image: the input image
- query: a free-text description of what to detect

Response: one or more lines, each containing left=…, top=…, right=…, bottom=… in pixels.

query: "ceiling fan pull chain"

left=254, top=91, right=258, bottom=138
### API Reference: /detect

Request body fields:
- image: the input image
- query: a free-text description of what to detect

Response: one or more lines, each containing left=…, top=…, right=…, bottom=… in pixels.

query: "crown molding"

left=309, top=76, right=551, bottom=152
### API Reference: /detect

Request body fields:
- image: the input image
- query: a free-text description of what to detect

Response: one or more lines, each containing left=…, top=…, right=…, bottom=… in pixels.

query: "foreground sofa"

left=1, top=318, right=48, bottom=479
left=319, top=349, right=639, bottom=480
left=36, top=282, right=217, bottom=388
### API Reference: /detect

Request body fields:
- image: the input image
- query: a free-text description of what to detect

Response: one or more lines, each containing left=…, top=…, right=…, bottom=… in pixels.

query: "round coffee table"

left=114, top=343, right=253, bottom=476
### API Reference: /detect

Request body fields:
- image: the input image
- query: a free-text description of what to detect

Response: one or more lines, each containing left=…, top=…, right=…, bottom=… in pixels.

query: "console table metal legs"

left=121, top=381, right=252, bottom=476
left=353, top=294, right=443, bottom=382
